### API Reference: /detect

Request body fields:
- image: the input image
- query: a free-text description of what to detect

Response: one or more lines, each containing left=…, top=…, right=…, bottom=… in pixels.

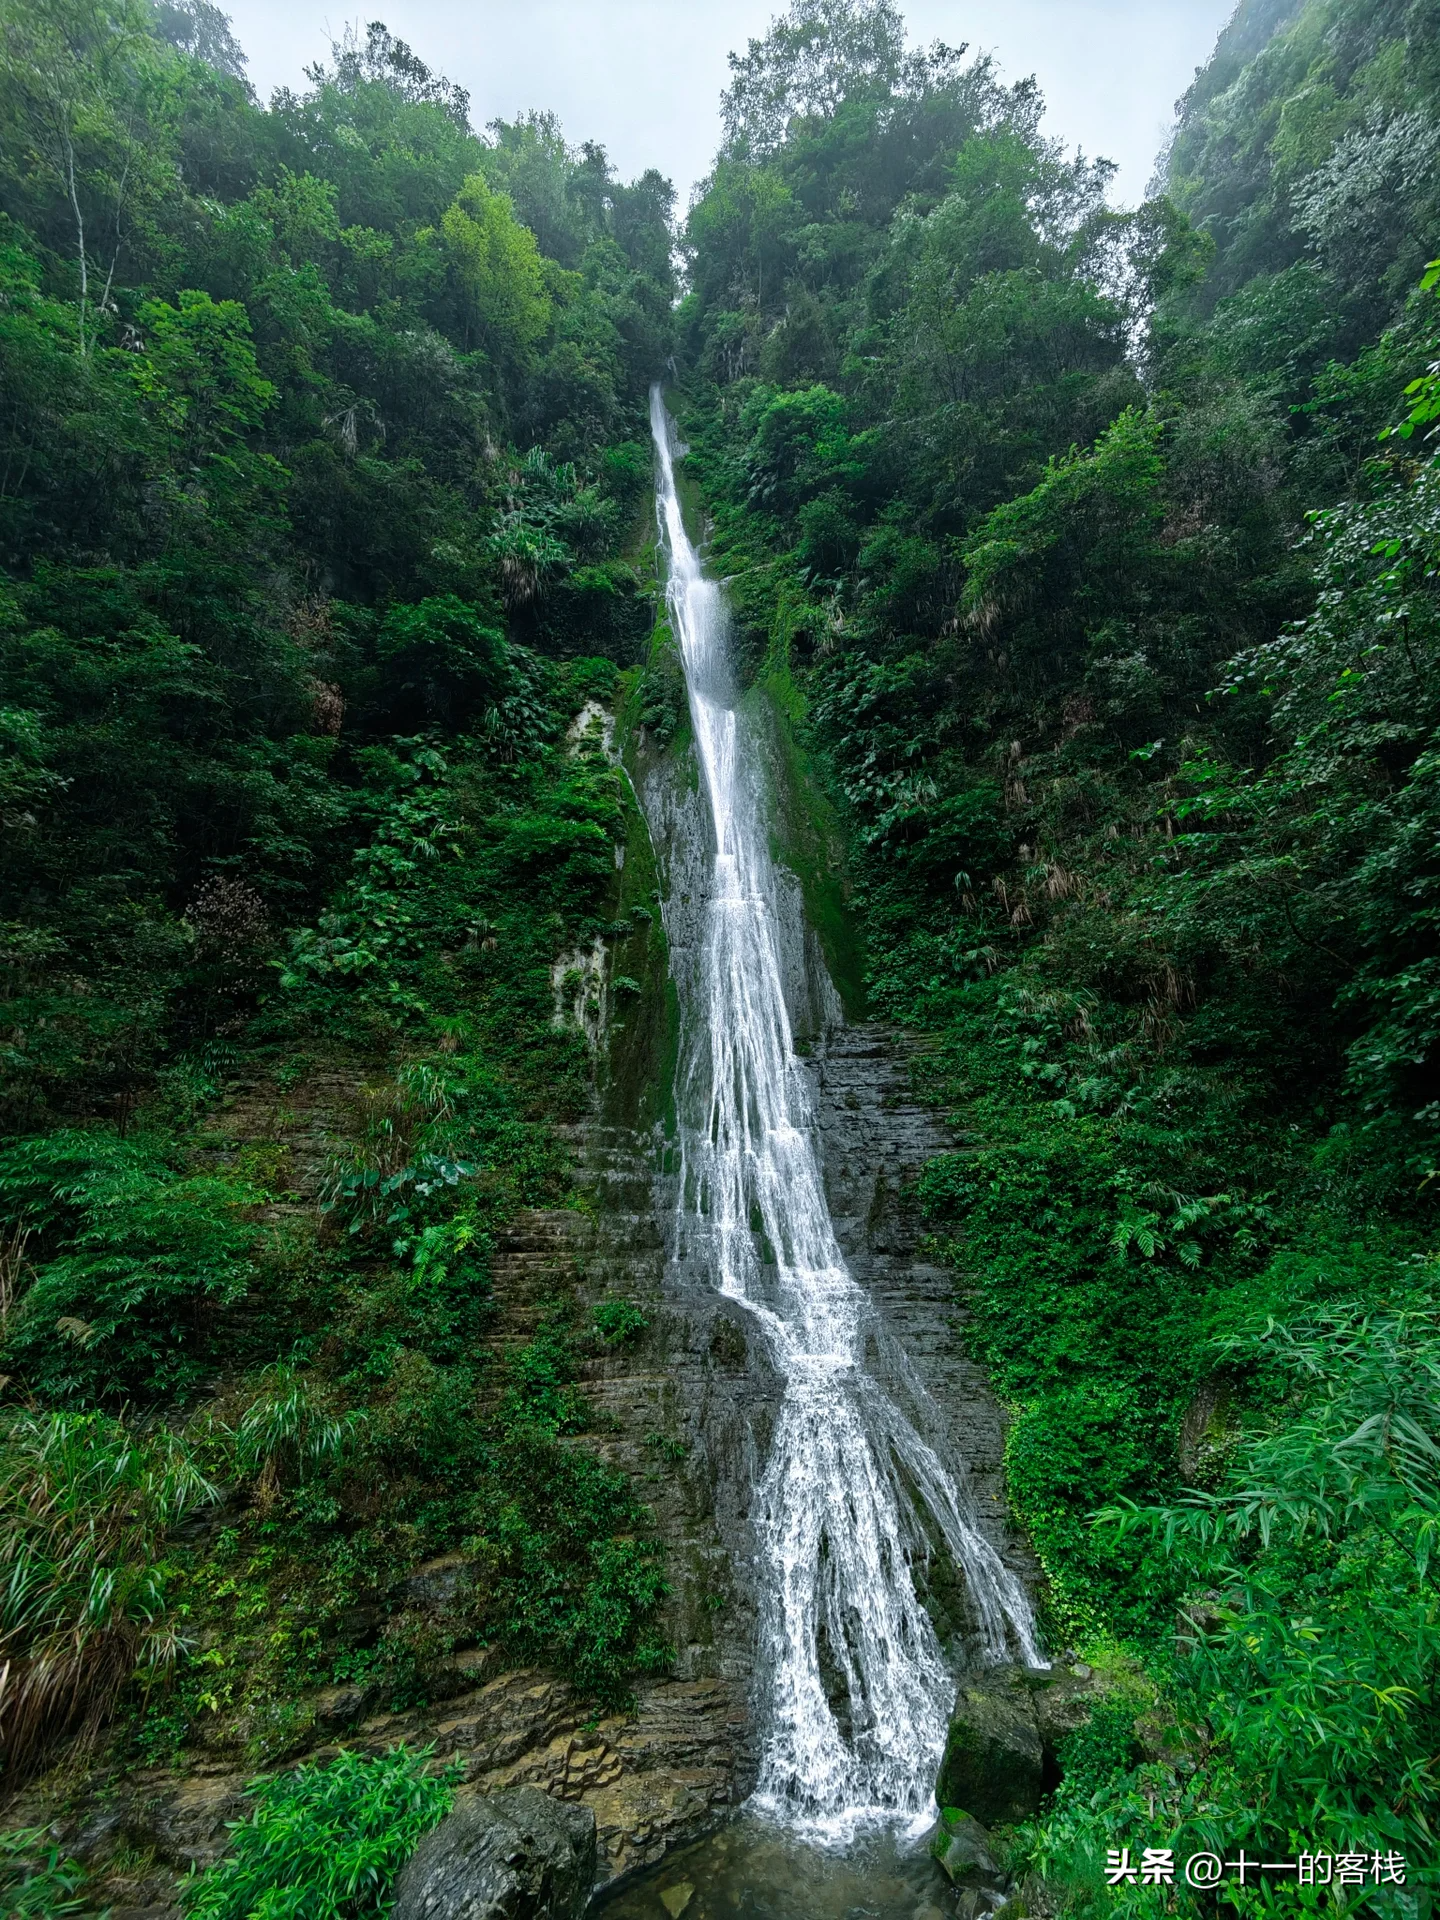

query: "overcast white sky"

left=222, top=0, right=1237, bottom=211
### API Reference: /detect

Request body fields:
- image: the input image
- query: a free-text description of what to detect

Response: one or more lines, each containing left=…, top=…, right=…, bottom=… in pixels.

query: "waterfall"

left=649, top=388, right=1041, bottom=1839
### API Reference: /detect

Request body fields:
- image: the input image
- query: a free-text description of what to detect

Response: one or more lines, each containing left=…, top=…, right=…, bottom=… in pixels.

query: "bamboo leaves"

left=0, top=1406, right=218, bottom=1780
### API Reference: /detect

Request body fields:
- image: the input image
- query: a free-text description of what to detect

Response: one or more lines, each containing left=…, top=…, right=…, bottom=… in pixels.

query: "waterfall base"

left=595, top=1813, right=976, bottom=1920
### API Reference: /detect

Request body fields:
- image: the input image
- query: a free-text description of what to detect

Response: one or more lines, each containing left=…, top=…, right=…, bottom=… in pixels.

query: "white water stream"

left=649, top=390, right=1042, bottom=1839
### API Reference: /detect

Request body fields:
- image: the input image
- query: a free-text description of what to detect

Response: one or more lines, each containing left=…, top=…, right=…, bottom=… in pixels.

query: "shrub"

left=182, top=1745, right=458, bottom=1920
left=0, top=1131, right=257, bottom=1405
left=1015, top=1302, right=1440, bottom=1914
left=228, top=1365, right=366, bottom=1501
left=591, top=1298, right=649, bottom=1346
left=0, top=1826, right=88, bottom=1917
left=0, top=1408, right=217, bottom=1781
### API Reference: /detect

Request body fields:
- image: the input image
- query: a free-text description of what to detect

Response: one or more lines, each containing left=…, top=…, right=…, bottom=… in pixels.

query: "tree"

left=439, top=171, right=551, bottom=371
left=323, top=19, right=470, bottom=129
left=150, top=0, right=248, bottom=80
left=0, top=0, right=174, bottom=354
left=721, top=0, right=908, bottom=157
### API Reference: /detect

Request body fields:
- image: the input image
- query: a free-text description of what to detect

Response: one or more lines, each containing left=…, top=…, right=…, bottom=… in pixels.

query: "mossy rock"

left=935, top=1668, right=1045, bottom=1826
left=931, top=1808, right=1005, bottom=1889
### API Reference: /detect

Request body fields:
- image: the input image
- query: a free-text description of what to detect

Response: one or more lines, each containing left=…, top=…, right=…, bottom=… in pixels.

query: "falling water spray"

left=649, top=388, right=1041, bottom=1837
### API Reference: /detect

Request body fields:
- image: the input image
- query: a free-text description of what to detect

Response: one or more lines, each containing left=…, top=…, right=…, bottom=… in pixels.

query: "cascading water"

left=649, top=388, right=1042, bottom=1841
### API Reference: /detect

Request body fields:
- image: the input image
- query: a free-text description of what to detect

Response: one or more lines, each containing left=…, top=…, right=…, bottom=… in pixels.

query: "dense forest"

left=0, top=0, right=1437, bottom=1912
left=0, top=1, right=681, bottom=1906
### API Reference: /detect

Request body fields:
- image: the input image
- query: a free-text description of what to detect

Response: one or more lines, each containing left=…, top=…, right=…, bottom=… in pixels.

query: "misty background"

left=218, top=0, right=1238, bottom=210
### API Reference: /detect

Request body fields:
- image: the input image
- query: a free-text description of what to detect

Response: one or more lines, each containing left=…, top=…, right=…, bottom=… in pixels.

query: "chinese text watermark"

left=1105, top=1848, right=1408, bottom=1889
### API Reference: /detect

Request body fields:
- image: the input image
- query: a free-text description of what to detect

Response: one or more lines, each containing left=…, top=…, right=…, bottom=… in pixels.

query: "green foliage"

left=675, top=0, right=1440, bottom=1901
left=1389, top=257, right=1440, bottom=440
left=6, top=1, right=1436, bottom=1902
left=1167, top=0, right=1440, bottom=317
left=0, top=0, right=675, bottom=1793
left=0, top=1407, right=217, bottom=1779
left=1052, top=1699, right=1140, bottom=1802
left=1018, top=1303, right=1440, bottom=1915
left=592, top=1298, right=649, bottom=1347
left=439, top=172, right=552, bottom=371
left=182, top=1745, right=457, bottom=1920
left=373, top=597, right=510, bottom=731
left=719, top=0, right=909, bottom=157
left=740, top=383, right=858, bottom=517
left=228, top=1365, right=365, bottom=1494
left=0, top=1130, right=259, bottom=1404
left=160, top=1316, right=667, bottom=1751
left=0, top=1827, right=90, bottom=1918
left=0, top=0, right=674, bottom=1134
left=959, top=409, right=1165, bottom=686
left=469, top=1312, right=670, bottom=1697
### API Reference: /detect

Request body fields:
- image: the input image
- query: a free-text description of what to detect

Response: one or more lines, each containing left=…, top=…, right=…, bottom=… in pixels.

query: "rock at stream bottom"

left=391, top=1785, right=596, bottom=1920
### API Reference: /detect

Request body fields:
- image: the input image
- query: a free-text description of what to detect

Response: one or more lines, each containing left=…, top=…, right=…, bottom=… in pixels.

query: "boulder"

left=936, top=1668, right=1045, bottom=1826
left=1028, top=1665, right=1105, bottom=1754
left=311, top=1682, right=373, bottom=1733
left=931, top=1808, right=1005, bottom=1890
left=936, top=1661, right=1116, bottom=1826
left=391, top=1785, right=595, bottom=1920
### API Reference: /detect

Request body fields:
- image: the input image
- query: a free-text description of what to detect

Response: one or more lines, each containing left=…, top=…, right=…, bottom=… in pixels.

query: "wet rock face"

left=587, top=1020, right=1048, bottom=1849
left=931, top=1808, right=1006, bottom=1891
left=634, top=1018, right=1043, bottom=1684
left=391, top=1785, right=595, bottom=1920
left=804, top=1024, right=1040, bottom=1629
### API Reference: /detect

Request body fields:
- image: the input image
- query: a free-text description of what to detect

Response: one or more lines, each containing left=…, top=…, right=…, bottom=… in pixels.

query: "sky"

left=221, top=0, right=1238, bottom=211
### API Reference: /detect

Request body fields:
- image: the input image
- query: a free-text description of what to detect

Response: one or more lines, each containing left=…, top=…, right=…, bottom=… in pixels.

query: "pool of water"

left=595, top=1816, right=971, bottom=1920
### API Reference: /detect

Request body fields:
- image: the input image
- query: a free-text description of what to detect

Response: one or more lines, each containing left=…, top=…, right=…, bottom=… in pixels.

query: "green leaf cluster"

left=182, top=1744, right=458, bottom=1920
left=0, top=0, right=675, bottom=1815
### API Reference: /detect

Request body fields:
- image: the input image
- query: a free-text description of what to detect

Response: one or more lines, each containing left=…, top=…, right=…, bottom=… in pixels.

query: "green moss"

left=750, top=679, right=868, bottom=1021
